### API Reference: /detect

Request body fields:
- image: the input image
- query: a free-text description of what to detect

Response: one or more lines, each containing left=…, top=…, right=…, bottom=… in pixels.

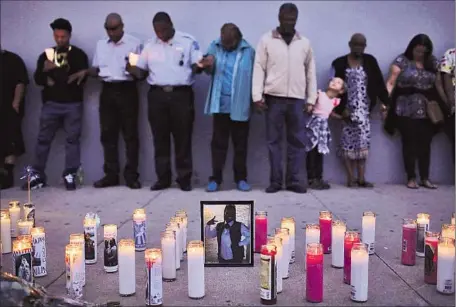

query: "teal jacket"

left=204, top=38, right=255, bottom=122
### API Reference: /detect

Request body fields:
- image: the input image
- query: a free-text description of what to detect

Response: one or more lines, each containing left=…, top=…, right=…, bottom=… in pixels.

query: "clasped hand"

left=197, top=55, right=215, bottom=68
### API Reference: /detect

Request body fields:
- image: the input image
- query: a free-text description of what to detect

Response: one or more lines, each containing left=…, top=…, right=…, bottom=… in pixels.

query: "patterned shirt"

left=440, top=48, right=455, bottom=86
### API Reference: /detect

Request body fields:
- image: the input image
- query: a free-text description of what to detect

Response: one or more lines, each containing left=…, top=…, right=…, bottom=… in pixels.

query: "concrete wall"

left=1, top=0, right=454, bottom=186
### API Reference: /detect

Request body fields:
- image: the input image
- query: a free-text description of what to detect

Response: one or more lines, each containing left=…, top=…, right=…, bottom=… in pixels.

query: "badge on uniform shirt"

left=192, top=41, right=200, bottom=51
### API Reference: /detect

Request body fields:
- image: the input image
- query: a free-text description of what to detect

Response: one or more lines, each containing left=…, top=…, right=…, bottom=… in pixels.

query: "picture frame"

left=200, top=200, right=254, bottom=267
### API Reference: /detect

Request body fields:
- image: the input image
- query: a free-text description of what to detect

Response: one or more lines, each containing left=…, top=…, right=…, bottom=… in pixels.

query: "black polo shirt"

left=1, top=50, right=29, bottom=115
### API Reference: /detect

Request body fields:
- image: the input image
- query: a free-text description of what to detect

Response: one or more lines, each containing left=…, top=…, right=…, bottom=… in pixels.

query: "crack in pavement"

left=44, top=190, right=164, bottom=288
left=308, top=189, right=432, bottom=306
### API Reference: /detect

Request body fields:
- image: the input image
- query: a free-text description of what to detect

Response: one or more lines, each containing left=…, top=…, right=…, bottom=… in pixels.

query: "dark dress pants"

left=443, top=113, right=455, bottom=162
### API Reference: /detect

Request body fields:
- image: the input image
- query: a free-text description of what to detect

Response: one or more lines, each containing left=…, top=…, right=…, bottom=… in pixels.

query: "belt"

left=150, top=85, right=191, bottom=93
left=102, top=81, right=136, bottom=89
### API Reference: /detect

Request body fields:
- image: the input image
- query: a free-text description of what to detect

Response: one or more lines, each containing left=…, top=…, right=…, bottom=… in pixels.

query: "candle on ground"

left=401, top=218, right=417, bottom=266
left=331, top=220, right=346, bottom=268
left=22, top=203, right=35, bottom=227
left=305, top=224, right=320, bottom=270
left=170, top=217, right=184, bottom=262
left=66, top=243, right=84, bottom=299
left=8, top=201, right=21, bottom=238
left=274, top=228, right=290, bottom=279
left=306, top=243, right=324, bottom=303
left=361, top=211, right=376, bottom=255
left=133, top=209, right=147, bottom=252
left=441, top=224, right=455, bottom=240
left=260, top=243, right=277, bottom=305
left=437, top=237, right=455, bottom=294
left=1, top=210, right=12, bottom=254
left=416, top=213, right=430, bottom=257
left=267, top=236, right=283, bottom=294
left=103, top=224, right=118, bottom=273
left=187, top=240, right=205, bottom=299
left=69, top=233, right=85, bottom=286
left=12, top=239, right=33, bottom=283
left=255, top=211, right=268, bottom=253
left=165, top=223, right=181, bottom=270
left=17, top=219, right=33, bottom=236
left=83, top=216, right=97, bottom=264
left=174, top=216, right=186, bottom=257
left=350, top=243, right=369, bottom=302
left=343, top=231, right=360, bottom=284
left=31, top=227, right=47, bottom=277
left=175, top=210, right=188, bottom=253
left=161, top=230, right=177, bottom=282
left=118, top=239, right=136, bottom=296
left=319, top=211, right=332, bottom=254
left=145, top=248, right=164, bottom=306
left=280, top=217, right=296, bottom=264
left=424, top=231, right=439, bottom=285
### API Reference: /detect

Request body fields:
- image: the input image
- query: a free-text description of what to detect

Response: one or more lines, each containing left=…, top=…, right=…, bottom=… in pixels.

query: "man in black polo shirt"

left=24, top=18, right=89, bottom=191
left=0, top=46, right=29, bottom=189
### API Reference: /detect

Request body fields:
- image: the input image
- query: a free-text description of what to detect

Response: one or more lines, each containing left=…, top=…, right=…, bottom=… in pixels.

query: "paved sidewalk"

left=1, top=183, right=454, bottom=306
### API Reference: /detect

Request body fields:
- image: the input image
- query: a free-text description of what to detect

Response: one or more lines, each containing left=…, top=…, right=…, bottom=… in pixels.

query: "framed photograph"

left=200, top=200, right=254, bottom=267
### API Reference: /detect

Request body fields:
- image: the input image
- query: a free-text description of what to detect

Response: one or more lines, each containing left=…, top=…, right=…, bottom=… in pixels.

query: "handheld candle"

left=319, top=211, right=332, bottom=254
left=255, top=211, right=268, bottom=253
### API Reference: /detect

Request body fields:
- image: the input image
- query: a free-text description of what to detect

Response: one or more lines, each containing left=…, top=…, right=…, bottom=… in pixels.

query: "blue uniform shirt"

left=136, top=30, right=203, bottom=86
left=92, top=33, right=142, bottom=82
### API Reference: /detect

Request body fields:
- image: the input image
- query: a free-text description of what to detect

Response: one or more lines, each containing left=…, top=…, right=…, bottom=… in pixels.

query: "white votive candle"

left=267, top=236, right=283, bottom=294
left=362, top=211, right=376, bottom=255
left=69, top=233, right=85, bottom=286
left=1, top=210, right=12, bottom=254
left=66, top=243, right=84, bottom=299
left=437, top=237, right=455, bottom=294
left=45, top=48, right=54, bottom=61
left=145, top=248, right=163, bottom=306
left=281, top=217, right=296, bottom=264
left=350, top=243, right=369, bottom=302
left=118, top=239, right=135, bottom=296
left=167, top=220, right=182, bottom=268
left=170, top=217, right=184, bottom=261
left=161, top=230, right=177, bottom=281
left=8, top=201, right=21, bottom=238
left=31, top=227, right=47, bottom=277
left=331, top=220, right=346, bottom=268
left=17, top=219, right=33, bottom=236
left=175, top=210, right=188, bottom=253
left=187, top=240, right=205, bottom=299
left=416, top=213, right=430, bottom=257
left=441, top=224, right=455, bottom=240
left=275, top=228, right=290, bottom=279
left=305, top=224, right=320, bottom=269
left=128, top=52, right=139, bottom=66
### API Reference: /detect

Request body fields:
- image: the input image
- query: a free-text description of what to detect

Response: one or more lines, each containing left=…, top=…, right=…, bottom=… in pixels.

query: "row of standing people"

left=0, top=3, right=454, bottom=192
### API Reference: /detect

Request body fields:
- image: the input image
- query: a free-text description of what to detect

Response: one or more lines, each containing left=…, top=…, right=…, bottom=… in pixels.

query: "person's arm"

left=440, top=50, right=455, bottom=106
left=443, top=73, right=455, bottom=106
left=252, top=36, right=268, bottom=103
left=11, top=54, right=29, bottom=111
left=130, top=44, right=150, bottom=80
left=305, top=45, right=317, bottom=106
left=87, top=42, right=101, bottom=78
left=203, top=41, right=217, bottom=75
left=189, top=39, right=204, bottom=74
left=371, top=56, right=390, bottom=107
left=238, top=223, right=251, bottom=246
left=205, top=225, right=217, bottom=239
left=33, top=53, right=48, bottom=86
left=386, top=55, right=406, bottom=95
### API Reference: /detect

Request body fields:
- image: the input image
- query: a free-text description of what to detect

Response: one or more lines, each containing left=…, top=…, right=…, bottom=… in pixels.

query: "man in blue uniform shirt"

left=129, top=12, right=205, bottom=191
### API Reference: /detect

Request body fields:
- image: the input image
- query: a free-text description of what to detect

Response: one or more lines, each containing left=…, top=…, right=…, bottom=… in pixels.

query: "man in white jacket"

left=252, top=2, right=317, bottom=193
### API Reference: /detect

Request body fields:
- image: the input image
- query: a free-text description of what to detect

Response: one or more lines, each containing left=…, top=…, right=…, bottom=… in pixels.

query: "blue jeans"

left=33, top=101, right=83, bottom=176
left=265, top=95, right=306, bottom=186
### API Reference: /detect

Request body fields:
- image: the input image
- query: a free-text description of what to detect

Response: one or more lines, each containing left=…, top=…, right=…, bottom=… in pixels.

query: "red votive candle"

left=319, top=211, right=332, bottom=254
left=343, top=231, right=360, bottom=284
left=424, top=231, right=439, bottom=284
left=401, top=218, right=417, bottom=266
left=255, top=211, right=268, bottom=253
left=306, top=243, right=324, bottom=303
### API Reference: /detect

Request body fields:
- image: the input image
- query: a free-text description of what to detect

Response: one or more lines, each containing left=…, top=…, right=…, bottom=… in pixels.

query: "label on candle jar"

left=23, top=204, right=35, bottom=228
left=84, top=226, right=97, bottom=263
left=32, top=234, right=47, bottom=277
left=145, top=258, right=163, bottom=306
left=416, top=224, right=428, bottom=256
left=13, top=247, right=33, bottom=283
left=260, top=253, right=277, bottom=301
left=104, top=228, right=118, bottom=272
left=134, top=219, right=146, bottom=251
left=424, top=238, right=438, bottom=284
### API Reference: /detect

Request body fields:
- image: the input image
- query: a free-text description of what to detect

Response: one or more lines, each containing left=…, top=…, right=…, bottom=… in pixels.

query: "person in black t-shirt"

left=23, top=18, right=89, bottom=191
left=0, top=46, right=29, bottom=189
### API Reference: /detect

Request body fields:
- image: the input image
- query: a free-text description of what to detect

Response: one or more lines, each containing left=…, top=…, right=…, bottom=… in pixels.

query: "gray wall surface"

left=1, top=0, right=454, bottom=186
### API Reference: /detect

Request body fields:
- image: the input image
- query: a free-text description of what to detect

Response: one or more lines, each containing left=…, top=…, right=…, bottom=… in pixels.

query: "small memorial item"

left=145, top=248, right=163, bottom=306
left=201, top=200, right=254, bottom=267
left=260, top=243, right=277, bottom=305
left=306, top=243, right=323, bottom=303
left=441, top=224, right=455, bottom=240
left=280, top=217, right=296, bottom=264
left=103, top=224, right=118, bottom=273
left=118, top=239, right=135, bottom=296
left=17, top=234, right=32, bottom=243
left=69, top=233, right=85, bottom=286
left=331, top=220, right=346, bottom=268
left=350, top=243, right=369, bottom=302
left=30, top=227, right=47, bottom=277
left=23, top=203, right=35, bottom=228
left=170, top=217, right=184, bottom=262
left=274, top=228, right=290, bottom=279
left=401, top=218, right=417, bottom=266
left=187, top=240, right=205, bottom=299
left=175, top=210, right=188, bottom=253
left=65, top=244, right=84, bottom=299
left=255, top=211, right=268, bottom=253
left=305, top=224, right=320, bottom=270
left=45, top=48, right=55, bottom=61
left=161, top=230, right=177, bottom=282
left=361, top=211, right=376, bottom=255
left=424, top=231, right=439, bottom=285
left=319, top=211, right=332, bottom=254
left=165, top=224, right=180, bottom=270
left=128, top=52, right=139, bottom=66
left=343, top=231, right=360, bottom=284
left=8, top=201, right=21, bottom=238
left=1, top=210, right=12, bottom=254
left=17, top=219, right=33, bottom=236
left=12, top=239, right=33, bottom=283
left=83, top=214, right=98, bottom=264
left=436, top=237, right=455, bottom=294
left=267, top=236, right=283, bottom=294
left=133, top=209, right=147, bottom=252
left=416, top=213, right=430, bottom=257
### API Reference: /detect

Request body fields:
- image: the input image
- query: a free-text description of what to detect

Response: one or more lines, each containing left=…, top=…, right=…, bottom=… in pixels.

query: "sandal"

left=357, top=180, right=374, bottom=188
left=419, top=180, right=437, bottom=189
left=406, top=180, right=419, bottom=189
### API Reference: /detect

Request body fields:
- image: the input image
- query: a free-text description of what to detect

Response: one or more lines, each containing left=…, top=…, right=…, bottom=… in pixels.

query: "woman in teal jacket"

left=202, top=23, right=255, bottom=192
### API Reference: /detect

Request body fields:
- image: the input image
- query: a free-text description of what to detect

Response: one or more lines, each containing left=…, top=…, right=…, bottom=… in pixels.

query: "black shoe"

left=64, top=173, right=77, bottom=191
left=318, top=179, right=331, bottom=190
left=286, top=184, right=307, bottom=194
left=179, top=182, right=192, bottom=192
left=309, top=179, right=330, bottom=190
left=126, top=180, right=142, bottom=189
left=93, top=176, right=119, bottom=188
left=265, top=184, right=282, bottom=193
left=21, top=173, right=46, bottom=190
left=150, top=181, right=171, bottom=191
left=0, top=164, right=14, bottom=190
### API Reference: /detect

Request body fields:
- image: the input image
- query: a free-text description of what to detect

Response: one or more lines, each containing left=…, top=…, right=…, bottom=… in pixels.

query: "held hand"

left=207, top=216, right=218, bottom=226
left=254, top=99, right=267, bottom=113
left=380, top=104, right=388, bottom=121
left=197, top=55, right=215, bottom=68
left=43, top=60, right=57, bottom=72
left=12, top=101, right=20, bottom=113
left=305, top=104, right=313, bottom=113
left=46, top=77, right=55, bottom=87
left=67, top=70, right=87, bottom=85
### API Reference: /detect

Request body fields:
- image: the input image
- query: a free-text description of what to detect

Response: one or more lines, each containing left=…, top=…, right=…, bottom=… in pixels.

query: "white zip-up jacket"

left=252, top=29, right=317, bottom=105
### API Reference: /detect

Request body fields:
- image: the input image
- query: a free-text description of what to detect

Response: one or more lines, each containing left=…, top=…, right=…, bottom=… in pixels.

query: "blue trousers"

left=265, top=95, right=306, bottom=186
